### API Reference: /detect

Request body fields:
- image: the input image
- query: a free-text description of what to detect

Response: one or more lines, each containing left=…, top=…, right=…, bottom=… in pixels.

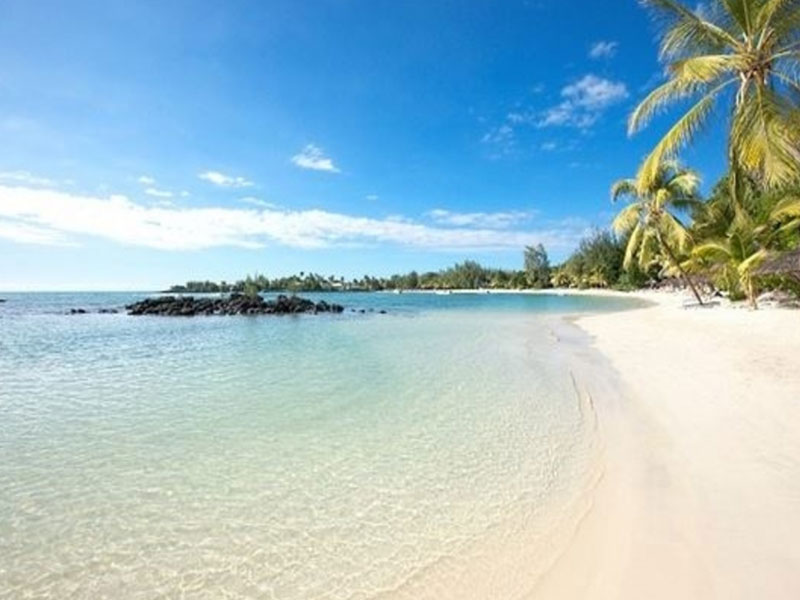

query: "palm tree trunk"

left=747, top=279, right=758, bottom=310
left=657, top=231, right=704, bottom=305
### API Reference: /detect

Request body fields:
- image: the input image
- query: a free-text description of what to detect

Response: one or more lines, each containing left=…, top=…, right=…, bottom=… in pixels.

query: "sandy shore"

left=535, top=290, right=800, bottom=599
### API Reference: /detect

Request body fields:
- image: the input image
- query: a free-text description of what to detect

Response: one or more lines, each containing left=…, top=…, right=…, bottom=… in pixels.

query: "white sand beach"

left=537, top=291, right=800, bottom=599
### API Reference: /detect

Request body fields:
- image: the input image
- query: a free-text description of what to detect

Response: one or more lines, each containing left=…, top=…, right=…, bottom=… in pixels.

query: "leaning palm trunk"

left=656, top=229, right=704, bottom=305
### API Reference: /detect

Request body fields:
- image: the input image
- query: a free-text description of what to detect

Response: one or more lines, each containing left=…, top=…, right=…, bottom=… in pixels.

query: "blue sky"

left=0, top=0, right=728, bottom=290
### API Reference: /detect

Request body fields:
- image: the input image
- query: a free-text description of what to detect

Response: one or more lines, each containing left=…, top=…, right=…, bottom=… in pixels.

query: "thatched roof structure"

left=756, top=249, right=800, bottom=281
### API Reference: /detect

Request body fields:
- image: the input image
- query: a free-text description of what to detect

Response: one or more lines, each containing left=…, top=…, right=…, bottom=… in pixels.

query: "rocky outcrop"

left=125, top=294, right=345, bottom=317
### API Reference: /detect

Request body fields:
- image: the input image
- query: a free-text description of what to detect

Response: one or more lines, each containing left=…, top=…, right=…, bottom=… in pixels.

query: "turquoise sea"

left=0, top=292, right=638, bottom=599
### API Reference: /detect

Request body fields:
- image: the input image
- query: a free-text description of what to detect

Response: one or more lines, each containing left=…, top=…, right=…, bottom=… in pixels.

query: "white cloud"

left=240, top=196, right=276, bottom=208
left=365, top=194, right=379, bottom=201
left=198, top=170, right=254, bottom=188
left=481, top=124, right=514, bottom=145
left=144, top=187, right=173, bottom=198
left=385, top=214, right=413, bottom=224
left=563, top=75, right=629, bottom=109
left=427, top=209, right=536, bottom=229
left=589, top=41, right=619, bottom=59
left=506, top=111, right=536, bottom=125
left=137, top=175, right=156, bottom=185
left=0, top=219, right=72, bottom=245
left=481, top=124, right=517, bottom=155
left=540, top=141, right=558, bottom=151
left=539, top=75, right=628, bottom=129
left=291, top=144, right=340, bottom=173
left=0, top=185, right=583, bottom=252
left=0, top=171, right=55, bottom=186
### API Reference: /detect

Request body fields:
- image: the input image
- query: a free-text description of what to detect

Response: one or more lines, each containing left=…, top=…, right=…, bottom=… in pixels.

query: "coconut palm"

left=630, top=0, right=800, bottom=189
left=688, top=178, right=800, bottom=307
left=612, top=160, right=705, bottom=302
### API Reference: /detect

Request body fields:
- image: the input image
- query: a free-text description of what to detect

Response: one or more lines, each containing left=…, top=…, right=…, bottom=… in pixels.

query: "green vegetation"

left=552, top=230, right=634, bottom=290
left=168, top=252, right=549, bottom=293
left=524, top=244, right=551, bottom=288
left=561, top=0, right=800, bottom=308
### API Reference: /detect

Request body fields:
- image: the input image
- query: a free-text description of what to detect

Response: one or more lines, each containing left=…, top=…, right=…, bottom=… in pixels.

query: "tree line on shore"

left=167, top=244, right=552, bottom=294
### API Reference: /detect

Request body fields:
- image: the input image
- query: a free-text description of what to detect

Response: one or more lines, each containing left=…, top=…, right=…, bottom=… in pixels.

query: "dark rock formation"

left=125, top=294, right=345, bottom=317
left=70, top=308, right=87, bottom=314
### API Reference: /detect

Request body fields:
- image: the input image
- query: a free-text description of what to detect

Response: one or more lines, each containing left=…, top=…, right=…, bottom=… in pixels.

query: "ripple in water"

left=0, top=293, right=629, bottom=598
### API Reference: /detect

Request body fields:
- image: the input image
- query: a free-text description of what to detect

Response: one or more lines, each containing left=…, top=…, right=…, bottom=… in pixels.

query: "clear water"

left=0, top=292, right=639, bottom=599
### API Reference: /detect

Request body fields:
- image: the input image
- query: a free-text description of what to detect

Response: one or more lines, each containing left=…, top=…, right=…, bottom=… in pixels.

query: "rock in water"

left=125, top=294, right=345, bottom=317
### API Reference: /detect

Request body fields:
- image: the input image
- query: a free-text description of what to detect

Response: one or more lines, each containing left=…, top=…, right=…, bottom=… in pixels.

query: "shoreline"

left=534, top=289, right=800, bottom=599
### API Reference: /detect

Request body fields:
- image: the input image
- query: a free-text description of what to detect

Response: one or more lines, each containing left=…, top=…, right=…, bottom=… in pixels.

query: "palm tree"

left=688, top=177, right=800, bottom=307
left=630, top=0, right=800, bottom=189
left=612, top=160, right=705, bottom=303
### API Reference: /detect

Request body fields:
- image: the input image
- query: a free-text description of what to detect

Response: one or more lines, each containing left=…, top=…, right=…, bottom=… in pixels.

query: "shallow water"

left=0, top=292, right=639, bottom=598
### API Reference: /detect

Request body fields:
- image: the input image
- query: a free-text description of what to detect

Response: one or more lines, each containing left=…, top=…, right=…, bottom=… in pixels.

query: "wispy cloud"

left=427, top=209, right=536, bottom=229
left=198, top=170, right=254, bottom=188
left=481, top=124, right=515, bottom=151
left=291, top=144, right=340, bottom=173
left=0, top=171, right=56, bottom=187
left=0, top=185, right=583, bottom=252
left=239, top=196, right=276, bottom=208
left=144, top=187, right=173, bottom=198
left=365, top=194, right=379, bottom=201
left=137, top=175, right=156, bottom=185
left=0, top=219, right=72, bottom=245
left=589, top=41, right=619, bottom=59
left=538, top=75, right=628, bottom=129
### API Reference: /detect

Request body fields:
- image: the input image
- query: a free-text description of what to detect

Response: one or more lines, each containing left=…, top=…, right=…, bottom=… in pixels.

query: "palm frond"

left=610, top=179, right=638, bottom=201
left=769, top=3, right=800, bottom=45
left=623, top=223, right=644, bottom=270
left=692, top=240, right=732, bottom=261
left=738, top=248, right=769, bottom=274
left=720, top=0, right=753, bottom=36
left=612, top=202, right=642, bottom=234
left=757, top=0, right=797, bottom=33
left=660, top=211, right=692, bottom=254
left=666, top=169, right=702, bottom=197
left=642, top=0, right=741, bottom=57
left=637, top=81, right=733, bottom=190
left=730, top=85, right=800, bottom=186
left=771, top=70, right=800, bottom=96
left=628, top=77, right=701, bottom=135
left=638, top=228, right=660, bottom=268
left=769, top=194, right=800, bottom=221
left=670, top=54, right=747, bottom=83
